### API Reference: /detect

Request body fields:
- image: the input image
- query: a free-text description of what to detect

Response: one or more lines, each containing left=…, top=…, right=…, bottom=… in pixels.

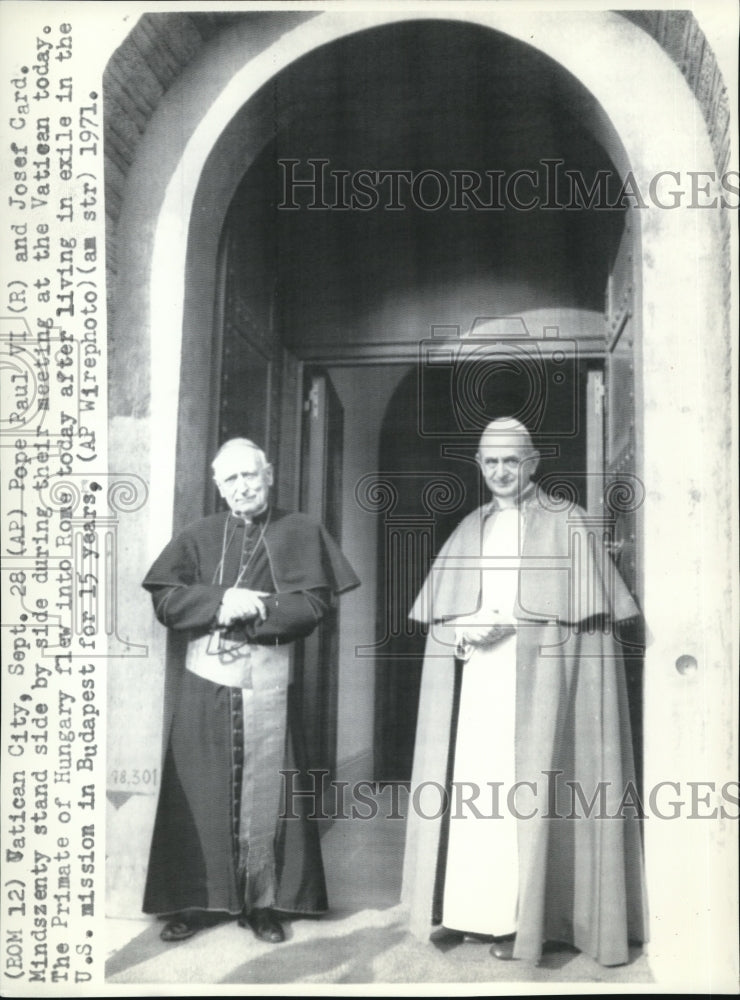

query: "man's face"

left=476, top=436, right=538, bottom=503
left=213, top=445, right=273, bottom=518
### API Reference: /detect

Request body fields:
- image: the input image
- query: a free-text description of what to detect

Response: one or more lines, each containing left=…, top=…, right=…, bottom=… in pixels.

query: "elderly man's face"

left=213, top=445, right=273, bottom=518
left=477, top=436, right=538, bottom=503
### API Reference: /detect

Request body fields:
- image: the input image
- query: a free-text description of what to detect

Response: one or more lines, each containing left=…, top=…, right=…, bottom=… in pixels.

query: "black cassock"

left=141, top=507, right=359, bottom=917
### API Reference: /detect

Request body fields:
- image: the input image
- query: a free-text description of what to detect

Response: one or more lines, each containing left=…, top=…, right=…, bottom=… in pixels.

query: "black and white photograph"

left=0, top=1, right=738, bottom=994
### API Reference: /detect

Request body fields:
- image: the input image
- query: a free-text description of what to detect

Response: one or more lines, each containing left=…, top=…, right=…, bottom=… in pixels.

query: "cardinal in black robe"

left=141, top=439, right=359, bottom=943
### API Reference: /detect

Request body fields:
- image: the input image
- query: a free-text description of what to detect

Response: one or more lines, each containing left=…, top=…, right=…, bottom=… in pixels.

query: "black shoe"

left=240, top=907, right=285, bottom=943
left=430, top=926, right=464, bottom=951
left=160, top=912, right=210, bottom=942
left=489, top=933, right=517, bottom=960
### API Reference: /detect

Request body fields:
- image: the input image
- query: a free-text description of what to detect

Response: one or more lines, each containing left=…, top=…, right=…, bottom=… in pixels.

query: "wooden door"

left=216, top=217, right=305, bottom=507
left=603, top=209, right=645, bottom=787
left=298, top=369, right=344, bottom=780
left=604, top=213, right=641, bottom=597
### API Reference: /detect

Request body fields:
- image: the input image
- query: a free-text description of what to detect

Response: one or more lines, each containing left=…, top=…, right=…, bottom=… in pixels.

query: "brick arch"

left=104, top=9, right=730, bottom=317
left=104, top=12, right=732, bottom=419
left=105, top=9, right=731, bottom=430
left=103, top=10, right=730, bottom=224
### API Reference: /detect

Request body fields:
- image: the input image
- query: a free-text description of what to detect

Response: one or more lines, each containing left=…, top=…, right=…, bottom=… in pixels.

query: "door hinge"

left=594, top=372, right=606, bottom=417
left=305, top=381, right=320, bottom=419
left=604, top=537, right=624, bottom=557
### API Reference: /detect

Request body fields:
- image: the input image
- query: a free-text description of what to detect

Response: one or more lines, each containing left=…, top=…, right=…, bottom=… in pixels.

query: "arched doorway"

left=208, top=19, right=634, bottom=787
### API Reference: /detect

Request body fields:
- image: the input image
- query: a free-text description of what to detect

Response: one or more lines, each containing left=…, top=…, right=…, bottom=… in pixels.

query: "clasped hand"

left=217, top=587, right=270, bottom=627
left=450, top=611, right=516, bottom=648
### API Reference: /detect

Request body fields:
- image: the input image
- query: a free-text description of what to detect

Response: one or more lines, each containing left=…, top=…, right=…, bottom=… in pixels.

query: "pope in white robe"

left=402, top=418, right=648, bottom=966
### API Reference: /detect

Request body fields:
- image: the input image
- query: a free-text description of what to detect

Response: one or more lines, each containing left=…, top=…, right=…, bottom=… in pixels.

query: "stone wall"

left=622, top=9, right=732, bottom=316
left=622, top=10, right=730, bottom=174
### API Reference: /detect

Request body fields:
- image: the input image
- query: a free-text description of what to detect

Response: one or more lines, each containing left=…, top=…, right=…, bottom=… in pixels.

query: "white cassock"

left=442, top=506, right=522, bottom=937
